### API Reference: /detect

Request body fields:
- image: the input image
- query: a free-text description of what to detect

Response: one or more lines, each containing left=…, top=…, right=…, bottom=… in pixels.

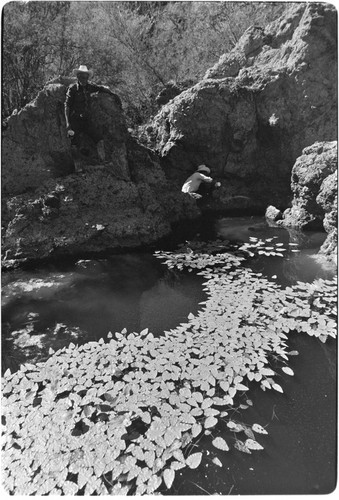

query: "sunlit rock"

left=2, top=79, right=198, bottom=263
left=280, top=141, right=337, bottom=260
left=144, top=3, right=337, bottom=210
left=265, top=205, right=282, bottom=221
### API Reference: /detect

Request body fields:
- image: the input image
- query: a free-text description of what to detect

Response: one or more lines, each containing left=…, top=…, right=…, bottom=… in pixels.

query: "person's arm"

left=198, top=173, right=213, bottom=183
left=65, top=106, right=71, bottom=130
left=64, top=86, right=74, bottom=129
left=64, top=86, right=76, bottom=137
left=199, top=173, right=221, bottom=188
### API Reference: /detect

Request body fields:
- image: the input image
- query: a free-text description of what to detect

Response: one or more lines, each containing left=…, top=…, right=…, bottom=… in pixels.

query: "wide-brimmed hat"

left=73, top=65, right=93, bottom=77
left=197, top=165, right=211, bottom=174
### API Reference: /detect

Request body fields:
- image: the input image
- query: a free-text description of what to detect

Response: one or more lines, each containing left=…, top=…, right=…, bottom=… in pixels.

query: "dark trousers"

left=70, top=114, right=103, bottom=147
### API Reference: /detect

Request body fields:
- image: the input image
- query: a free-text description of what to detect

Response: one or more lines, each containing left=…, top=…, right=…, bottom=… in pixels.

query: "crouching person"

left=182, top=165, right=221, bottom=199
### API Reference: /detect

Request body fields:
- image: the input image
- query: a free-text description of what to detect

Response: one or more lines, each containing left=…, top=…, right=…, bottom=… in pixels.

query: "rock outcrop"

left=2, top=4, right=337, bottom=265
left=265, top=205, right=282, bottom=222
left=2, top=77, right=129, bottom=196
left=143, top=3, right=337, bottom=211
left=273, top=141, right=337, bottom=260
left=2, top=78, right=198, bottom=263
left=318, top=170, right=337, bottom=258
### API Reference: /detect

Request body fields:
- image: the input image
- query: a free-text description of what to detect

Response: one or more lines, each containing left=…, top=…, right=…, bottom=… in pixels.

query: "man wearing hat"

left=181, top=165, right=221, bottom=199
left=65, top=65, right=114, bottom=172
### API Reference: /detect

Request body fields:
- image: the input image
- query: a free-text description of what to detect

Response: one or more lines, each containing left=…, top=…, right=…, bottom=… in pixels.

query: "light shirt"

left=182, top=171, right=213, bottom=194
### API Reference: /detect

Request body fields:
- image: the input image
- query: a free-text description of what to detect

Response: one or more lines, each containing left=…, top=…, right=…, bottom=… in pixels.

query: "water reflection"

left=1, top=254, right=205, bottom=373
left=216, top=216, right=335, bottom=286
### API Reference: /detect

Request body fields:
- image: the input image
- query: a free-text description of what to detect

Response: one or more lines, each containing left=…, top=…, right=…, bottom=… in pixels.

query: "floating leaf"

left=227, top=421, right=243, bottom=432
left=234, top=440, right=251, bottom=454
left=212, top=457, right=223, bottom=467
left=204, top=416, right=218, bottom=429
left=204, top=408, right=220, bottom=417
left=261, top=379, right=271, bottom=389
left=63, top=481, right=79, bottom=495
left=141, top=412, right=152, bottom=424
left=171, top=460, right=186, bottom=471
left=282, top=367, right=294, bottom=376
left=272, top=383, right=284, bottom=393
left=147, top=474, right=162, bottom=493
left=252, top=423, right=268, bottom=435
left=245, top=438, right=264, bottom=450
left=260, top=368, right=275, bottom=376
left=192, top=423, right=202, bottom=438
left=163, top=468, right=175, bottom=489
left=244, top=427, right=255, bottom=439
left=212, top=437, right=229, bottom=451
left=236, top=383, right=249, bottom=391
left=219, top=381, right=230, bottom=392
left=173, top=449, right=185, bottom=463
left=186, top=452, right=202, bottom=469
left=201, top=398, right=213, bottom=410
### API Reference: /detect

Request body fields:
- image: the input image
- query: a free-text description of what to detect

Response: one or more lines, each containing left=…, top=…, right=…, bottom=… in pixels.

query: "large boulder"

left=281, top=141, right=337, bottom=229
left=2, top=78, right=198, bottom=264
left=279, top=141, right=337, bottom=260
left=317, top=170, right=337, bottom=259
left=2, top=77, right=129, bottom=196
left=143, top=3, right=337, bottom=210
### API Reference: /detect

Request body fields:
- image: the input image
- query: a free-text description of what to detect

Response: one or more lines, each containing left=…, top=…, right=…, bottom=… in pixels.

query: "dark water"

left=1, top=254, right=205, bottom=372
left=170, top=335, right=337, bottom=495
left=1, top=216, right=337, bottom=494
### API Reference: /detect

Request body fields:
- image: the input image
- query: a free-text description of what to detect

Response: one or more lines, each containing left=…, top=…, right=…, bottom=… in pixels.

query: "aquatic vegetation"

left=239, top=236, right=294, bottom=257
left=2, top=238, right=337, bottom=495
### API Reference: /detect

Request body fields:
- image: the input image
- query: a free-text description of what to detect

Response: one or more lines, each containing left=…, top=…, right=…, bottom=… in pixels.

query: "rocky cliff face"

left=143, top=3, right=337, bottom=211
left=2, top=78, right=198, bottom=264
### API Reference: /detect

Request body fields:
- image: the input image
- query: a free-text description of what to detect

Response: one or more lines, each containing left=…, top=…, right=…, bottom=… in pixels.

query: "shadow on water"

left=1, top=215, right=337, bottom=495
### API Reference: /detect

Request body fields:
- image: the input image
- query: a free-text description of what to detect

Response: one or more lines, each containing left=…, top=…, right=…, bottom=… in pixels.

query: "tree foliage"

left=2, top=1, right=289, bottom=124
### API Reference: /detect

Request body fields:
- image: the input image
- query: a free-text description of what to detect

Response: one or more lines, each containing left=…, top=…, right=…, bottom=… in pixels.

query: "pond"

left=1, top=216, right=337, bottom=495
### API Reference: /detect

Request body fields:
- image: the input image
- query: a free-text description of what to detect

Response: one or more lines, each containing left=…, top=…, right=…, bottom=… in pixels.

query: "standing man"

left=65, top=65, right=114, bottom=172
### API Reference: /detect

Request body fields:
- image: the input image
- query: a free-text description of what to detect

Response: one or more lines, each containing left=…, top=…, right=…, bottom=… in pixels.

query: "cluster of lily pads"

left=239, top=236, right=300, bottom=257
left=2, top=237, right=337, bottom=495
